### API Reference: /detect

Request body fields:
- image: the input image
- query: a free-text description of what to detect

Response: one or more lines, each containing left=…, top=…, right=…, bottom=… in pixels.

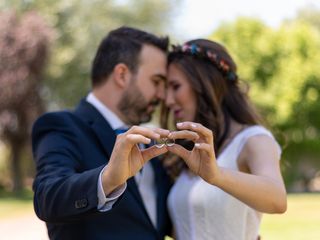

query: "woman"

left=161, top=39, right=287, bottom=240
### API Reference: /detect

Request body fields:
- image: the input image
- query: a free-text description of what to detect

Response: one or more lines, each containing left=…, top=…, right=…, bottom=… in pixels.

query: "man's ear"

left=113, top=63, right=132, bottom=88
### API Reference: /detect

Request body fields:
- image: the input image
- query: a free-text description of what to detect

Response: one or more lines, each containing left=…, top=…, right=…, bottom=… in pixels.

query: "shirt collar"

left=86, top=92, right=127, bottom=130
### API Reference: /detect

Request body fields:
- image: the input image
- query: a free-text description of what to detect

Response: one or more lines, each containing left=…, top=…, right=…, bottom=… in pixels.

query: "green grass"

left=1, top=192, right=319, bottom=239
left=260, top=193, right=320, bottom=240
left=0, top=198, right=34, bottom=219
left=0, top=188, right=34, bottom=219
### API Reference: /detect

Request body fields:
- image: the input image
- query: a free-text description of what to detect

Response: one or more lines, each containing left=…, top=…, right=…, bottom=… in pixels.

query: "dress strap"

left=235, top=125, right=282, bottom=157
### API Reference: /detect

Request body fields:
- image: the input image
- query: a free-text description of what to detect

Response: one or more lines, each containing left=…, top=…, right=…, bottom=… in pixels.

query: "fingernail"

left=191, top=124, right=197, bottom=128
left=195, top=143, right=200, bottom=147
left=177, top=122, right=183, bottom=127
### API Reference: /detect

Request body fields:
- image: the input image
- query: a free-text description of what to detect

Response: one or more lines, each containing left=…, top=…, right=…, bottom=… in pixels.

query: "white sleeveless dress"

left=167, top=125, right=281, bottom=240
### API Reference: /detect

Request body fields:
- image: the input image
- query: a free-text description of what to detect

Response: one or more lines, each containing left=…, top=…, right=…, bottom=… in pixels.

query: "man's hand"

left=102, top=126, right=170, bottom=195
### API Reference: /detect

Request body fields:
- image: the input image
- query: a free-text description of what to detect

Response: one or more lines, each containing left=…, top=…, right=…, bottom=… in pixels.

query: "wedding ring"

left=165, top=138, right=175, bottom=147
left=154, top=138, right=175, bottom=148
left=154, top=138, right=166, bottom=148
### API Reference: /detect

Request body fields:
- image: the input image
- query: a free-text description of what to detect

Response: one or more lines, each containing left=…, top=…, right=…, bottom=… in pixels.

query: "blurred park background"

left=0, top=0, right=320, bottom=239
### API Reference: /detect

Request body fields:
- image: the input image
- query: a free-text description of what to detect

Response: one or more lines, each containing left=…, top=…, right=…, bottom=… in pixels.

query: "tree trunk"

left=10, top=140, right=23, bottom=192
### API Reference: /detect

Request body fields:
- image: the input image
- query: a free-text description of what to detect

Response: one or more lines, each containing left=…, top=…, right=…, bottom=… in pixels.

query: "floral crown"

left=171, top=43, right=238, bottom=82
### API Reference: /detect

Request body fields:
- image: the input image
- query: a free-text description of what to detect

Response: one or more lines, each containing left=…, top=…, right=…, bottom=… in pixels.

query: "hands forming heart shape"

left=141, top=122, right=218, bottom=185
left=105, top=122, right=219, bottom=193
left=153, top=137, right=175, bottom=148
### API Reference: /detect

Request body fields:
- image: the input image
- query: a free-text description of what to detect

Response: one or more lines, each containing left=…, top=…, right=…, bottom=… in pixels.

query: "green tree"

left=211, top=17, right=320, bottom=191
left=1, top=0, right=178, bottom=107
left=0, top=11, right=53, bottom=191
left=296, top=5, right=320, bottom=31
left=0, top=0, right=179, bottom=191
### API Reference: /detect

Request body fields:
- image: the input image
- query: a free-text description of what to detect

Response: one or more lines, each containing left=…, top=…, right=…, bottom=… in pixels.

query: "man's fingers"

left=153, top=128, right=170, bottom=138
left=127, top=126, right=160, bottom=140
left=126, top=134, right=151, bottom=145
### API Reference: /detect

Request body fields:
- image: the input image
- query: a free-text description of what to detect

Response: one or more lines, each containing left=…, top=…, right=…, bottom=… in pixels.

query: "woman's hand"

left=169, top=122, right=287, bottom=213
left=167, top=122, right=221, bottom=185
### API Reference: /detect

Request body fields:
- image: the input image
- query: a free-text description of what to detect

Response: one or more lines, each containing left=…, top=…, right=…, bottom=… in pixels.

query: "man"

left=32, top=26, right=172, bottom=240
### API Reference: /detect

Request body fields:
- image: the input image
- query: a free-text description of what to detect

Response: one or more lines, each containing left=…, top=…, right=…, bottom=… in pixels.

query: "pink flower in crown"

left=207, top=51, right=214, bottom=60
left=182, top=44, right=189, bottom=52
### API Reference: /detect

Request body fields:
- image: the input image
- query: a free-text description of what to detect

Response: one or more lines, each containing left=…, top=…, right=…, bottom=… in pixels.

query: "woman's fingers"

left=176, top=122, right=214, bottom=143
left=194, top=143, right=213, bottom=156
left=168, top=130, right=199, bottom=142
left=167, top=144, right=191, bottom=160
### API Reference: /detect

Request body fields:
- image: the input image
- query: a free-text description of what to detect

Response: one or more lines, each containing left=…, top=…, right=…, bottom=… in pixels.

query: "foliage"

left=260, top=194, right=320, bottom=239
left=1, top=0, right=178, bottom=108
left=0, top=0, right=179, bottom=191
left=1, top=1, right=319, bottom=191
left=211, top=17, right=320, bottom=190
left=0, top=10, right=53, bottom=191
left=296, top=5, right=320, bottom=31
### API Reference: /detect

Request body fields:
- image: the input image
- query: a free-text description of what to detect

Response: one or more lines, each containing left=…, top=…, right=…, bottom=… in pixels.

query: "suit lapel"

left=150, top=158, right=164, bottom=231
left=74, top=99, right=116, bottom=158
left=74, top=99, right=157, bottom=229
left=90, top=119, right=116, bottom=157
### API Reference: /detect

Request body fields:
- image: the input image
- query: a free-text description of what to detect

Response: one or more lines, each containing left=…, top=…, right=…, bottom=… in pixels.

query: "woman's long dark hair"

left=161, top=39, right=262, bottom=154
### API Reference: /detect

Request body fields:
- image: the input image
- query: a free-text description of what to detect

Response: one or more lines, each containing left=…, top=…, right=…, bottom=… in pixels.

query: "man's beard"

left=118, top=81, right=158, bottom=125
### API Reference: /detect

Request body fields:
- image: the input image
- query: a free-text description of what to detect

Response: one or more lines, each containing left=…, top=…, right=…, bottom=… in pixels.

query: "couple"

left=32, top=26, right=287, bottom=240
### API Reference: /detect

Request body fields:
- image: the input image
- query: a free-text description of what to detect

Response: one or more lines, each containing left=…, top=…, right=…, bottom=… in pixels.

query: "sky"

left=173, top=0, right=320, bottom=39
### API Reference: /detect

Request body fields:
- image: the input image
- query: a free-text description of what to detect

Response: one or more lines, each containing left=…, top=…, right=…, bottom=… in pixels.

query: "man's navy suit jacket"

left=32, top=99, right=172, bottom=240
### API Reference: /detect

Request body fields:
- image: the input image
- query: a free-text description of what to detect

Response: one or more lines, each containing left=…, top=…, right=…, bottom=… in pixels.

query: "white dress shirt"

left=86, top=93, right=157, bottom=227
left=87, top=93, right=127, bottom=211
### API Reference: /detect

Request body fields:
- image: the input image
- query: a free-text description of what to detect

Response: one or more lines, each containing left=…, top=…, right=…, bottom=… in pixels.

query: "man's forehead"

left=140, top=44, right=166, bottom=60
left=138, top=45, right=167, bottom=78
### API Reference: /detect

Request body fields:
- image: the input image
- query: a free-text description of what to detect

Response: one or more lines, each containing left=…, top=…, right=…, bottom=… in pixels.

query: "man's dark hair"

left=91, top=26, right=169, bottom=86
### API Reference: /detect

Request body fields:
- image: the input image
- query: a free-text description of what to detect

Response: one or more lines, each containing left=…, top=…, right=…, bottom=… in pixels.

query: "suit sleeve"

left=32, top=112, right=106, bottom=223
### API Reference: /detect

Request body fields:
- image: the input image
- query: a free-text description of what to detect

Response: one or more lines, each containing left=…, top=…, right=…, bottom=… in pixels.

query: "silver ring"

left=154, top=138, right=175, bottom=148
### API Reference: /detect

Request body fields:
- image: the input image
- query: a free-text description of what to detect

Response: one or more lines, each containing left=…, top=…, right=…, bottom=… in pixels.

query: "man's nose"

left=156, top=85, right=166, bottom=100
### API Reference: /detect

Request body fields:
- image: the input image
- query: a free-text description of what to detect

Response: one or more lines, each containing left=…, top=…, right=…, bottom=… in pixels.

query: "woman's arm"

left=167, top=122, right=287, bottom=214
left=214, top=135, right=287, bottom=213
